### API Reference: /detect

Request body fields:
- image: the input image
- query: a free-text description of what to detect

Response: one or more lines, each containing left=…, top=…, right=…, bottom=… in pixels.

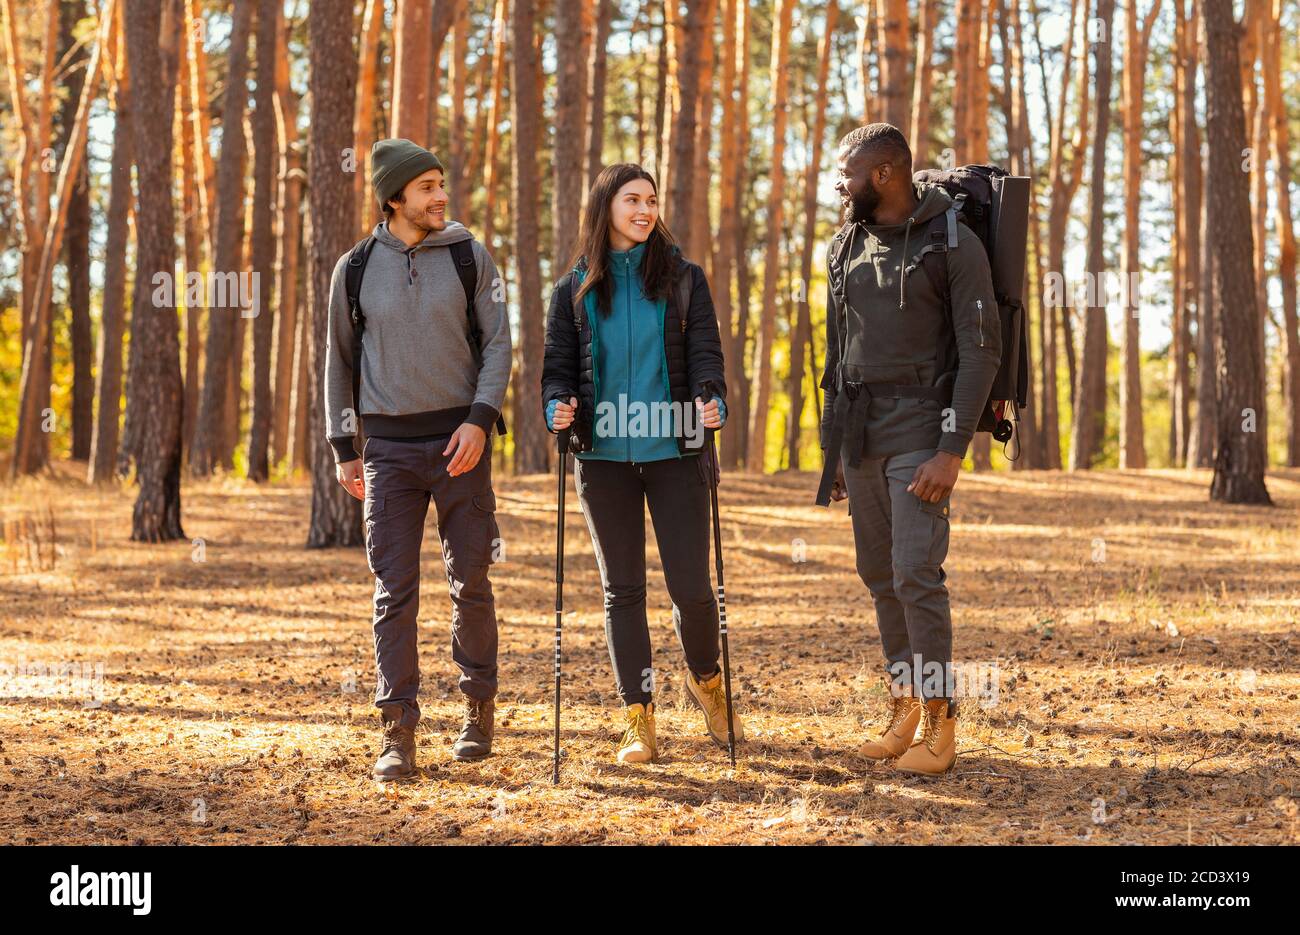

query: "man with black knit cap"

left=324, top=138, right=512, bottom=780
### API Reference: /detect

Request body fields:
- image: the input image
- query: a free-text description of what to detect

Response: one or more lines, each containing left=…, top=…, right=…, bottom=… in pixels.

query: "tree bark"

left=787, top=2, right=837, bottom=472
left=1264, top=0, right=1298, bottom=465
left=1118, top=0, right=1160, bottom=469
left=876, top=0, right=910, bottom=135
left=392, top=0, right=434, bottom=145
left=89, top=1, right=131, bottom=484
left=190, top=0, right=253, bottom=476
left=1203, top=0, right=1270, bottom=504
left=585, top=0, right=613, bottom=192
left=1068, top=0, right=1113, bottom=471
left=60, top=0, right=93, bottom=461
left=746, top=0, right=795, bottom=472
left=665, top=0, right=704, bottom=257
left=553, top=0, right=587, bottom=268
left=354, top=0, right=384, bottom=236
left=511, top=0, right=548, bottom=474
left=246, top=0, right=279, bottom=481
left=121, top=0, right=185, bottom=541
left=910, top=0, right=935, bottom=168
left=306, top=0, right=364, bottom=546
left=272, top=13, right=302, bottom=468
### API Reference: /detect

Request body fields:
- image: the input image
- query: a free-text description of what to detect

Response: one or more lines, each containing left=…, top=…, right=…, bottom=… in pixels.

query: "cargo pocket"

left=915, top=496, right=951, bottom=567
left=364, top=494, right=387, bottom=574
left=471, top=489, right=501, bottom=564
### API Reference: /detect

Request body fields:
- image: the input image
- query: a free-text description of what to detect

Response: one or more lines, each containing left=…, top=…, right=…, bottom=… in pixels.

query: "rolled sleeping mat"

left=990, top=174, right=1030, bottom=306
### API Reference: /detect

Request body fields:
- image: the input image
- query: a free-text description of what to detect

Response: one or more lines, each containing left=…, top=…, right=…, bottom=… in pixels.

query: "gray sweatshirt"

left=324, top=220, right=512, bottom=462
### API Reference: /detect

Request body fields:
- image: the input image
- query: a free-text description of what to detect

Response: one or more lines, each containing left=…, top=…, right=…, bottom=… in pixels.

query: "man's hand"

left=907, top=450, right=962, bottom=503
left=551, top=396, right=578, bottom=431
left=444, top=422, right=487, bottom=476
left=830, top=457, right=848, bottom=502
left=336, top=458, right=365, bottom=500
left=695, top=396, right=722, bottom=429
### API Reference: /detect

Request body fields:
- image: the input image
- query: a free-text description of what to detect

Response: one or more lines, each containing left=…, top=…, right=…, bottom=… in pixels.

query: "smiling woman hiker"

left=540, top=163, right=742, bottom=765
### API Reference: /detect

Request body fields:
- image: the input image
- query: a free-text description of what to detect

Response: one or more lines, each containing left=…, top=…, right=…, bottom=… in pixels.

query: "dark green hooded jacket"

left=819, top=183, right=1001, bottom=461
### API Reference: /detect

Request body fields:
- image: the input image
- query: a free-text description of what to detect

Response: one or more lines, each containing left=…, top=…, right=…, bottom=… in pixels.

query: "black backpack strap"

left=345, top=235, right=377, bottom=426
left=450, top=238, right=507, bottom=436
left=673, top=258, right=692, bottom=332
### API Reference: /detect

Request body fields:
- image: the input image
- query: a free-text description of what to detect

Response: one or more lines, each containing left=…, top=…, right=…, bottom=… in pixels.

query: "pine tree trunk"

left=272, top=16, right=302, bottom=469
left=666, top=0, right=704, bottom=258
left=190, top=0, right=253, bottom=476
left=511, top=0, right=549, bottom=474
left=585, top=0, right=612, bottom=192
left=876, top=0, right=910, bottom=135
left=553, top=0, right=587, bottom=268
left=121, top=0, right=185, bottom=541
left=1204, top=0, right=1270, bottom=504
left=392, top=0, right=434, bottom=145
left=246, top=0, right=279, bottom=481
left=1190, top=126, right=1217, bottom=468
left=58, top=0, right=93, bottom=461
left=89, top=3, right=131, bottom=484
left=788, top=1, right=837, bottom=472
left=354, top=0, right=384, bottom=236
left=1068, top=0, right=1113, bottom=471
left=1264, top=0, right=1299, bottom=465
left=306, top=0, right=363, bottom=547
left=715, top=0, right=742, bottom=468
left=482, top=0, right=508, bottom=249
left=1118, top=0, right=1159, bottom=469
left=910, top=0, right=935, bottom=168
left=689, top=0, right=717, bottom=278
left=746, top=0, right=794, bottom=472
left=177, top=20, right=205, bottom=460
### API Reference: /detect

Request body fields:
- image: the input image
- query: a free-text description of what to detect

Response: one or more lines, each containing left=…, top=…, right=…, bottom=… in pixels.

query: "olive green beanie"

left=371, top=138, right=445, bottom=209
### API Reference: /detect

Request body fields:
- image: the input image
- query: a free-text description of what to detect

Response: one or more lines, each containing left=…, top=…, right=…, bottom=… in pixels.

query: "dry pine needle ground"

left=1, top=462, right=1297, bottom=844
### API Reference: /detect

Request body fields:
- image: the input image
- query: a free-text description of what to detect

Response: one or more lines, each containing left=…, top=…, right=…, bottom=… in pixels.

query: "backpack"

left=344, top=235, right=508, bottom=437
left=908, top=164, right=1031, bottom=452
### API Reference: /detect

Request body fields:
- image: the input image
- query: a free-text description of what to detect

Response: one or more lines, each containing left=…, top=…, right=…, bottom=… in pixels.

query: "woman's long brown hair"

left=569, top=163, right=678, bottom=317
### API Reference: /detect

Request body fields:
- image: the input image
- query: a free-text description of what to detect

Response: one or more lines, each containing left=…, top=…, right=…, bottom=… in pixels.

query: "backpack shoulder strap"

left=345, top=235, right=376, bottom=423
left=449, top=238, right=478, bottom=346
left=915, top=207, right=957, bottom=311
left=345, top=235, right=377, bottom=329
left=673, top=257, right=693, bottom=327
left=450, top=238, right=508, bottom=437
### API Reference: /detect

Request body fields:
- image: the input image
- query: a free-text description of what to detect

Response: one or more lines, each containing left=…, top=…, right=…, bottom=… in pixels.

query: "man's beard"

left=402, top=202, right=446, bottom=233
left=844, top=186, right=881, bottom=224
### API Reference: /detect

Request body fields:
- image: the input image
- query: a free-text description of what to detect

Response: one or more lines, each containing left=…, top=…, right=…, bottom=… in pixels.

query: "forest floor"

left=1, top=459, right=1298, bottom=845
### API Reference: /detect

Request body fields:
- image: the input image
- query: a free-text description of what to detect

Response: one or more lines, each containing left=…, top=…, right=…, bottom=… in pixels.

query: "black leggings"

left=574, top=455, right=720, bottom=706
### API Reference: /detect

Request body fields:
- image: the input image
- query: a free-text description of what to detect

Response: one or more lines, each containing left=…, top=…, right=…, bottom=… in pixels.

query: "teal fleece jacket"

left=545, top=241, right=724, bottom=461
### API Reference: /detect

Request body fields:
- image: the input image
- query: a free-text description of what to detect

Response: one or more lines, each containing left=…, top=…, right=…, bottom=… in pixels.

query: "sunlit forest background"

left=1, top=0, right=1297, bottom=540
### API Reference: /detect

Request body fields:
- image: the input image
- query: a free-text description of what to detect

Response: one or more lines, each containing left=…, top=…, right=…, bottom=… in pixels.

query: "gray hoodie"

left=324, top=220, right=512, bottom=462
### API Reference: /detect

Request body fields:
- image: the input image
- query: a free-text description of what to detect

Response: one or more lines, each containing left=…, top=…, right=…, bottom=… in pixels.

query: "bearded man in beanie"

left=324, top=139, right=513, bottom=780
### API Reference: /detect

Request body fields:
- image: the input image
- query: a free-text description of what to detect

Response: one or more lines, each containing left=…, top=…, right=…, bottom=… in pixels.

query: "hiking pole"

left=552, top=427, right=571, bottom=784
left=700, top=383, right=737, bottom=767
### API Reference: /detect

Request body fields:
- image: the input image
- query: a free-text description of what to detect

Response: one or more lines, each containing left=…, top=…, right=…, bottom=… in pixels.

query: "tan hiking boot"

left=896, top=698, right=958, bottom=775
left=616, top=703, right=656, bottom=764
left=857, top=690, right=922, bottom=760
left=685, top=668, right=744, bottom=747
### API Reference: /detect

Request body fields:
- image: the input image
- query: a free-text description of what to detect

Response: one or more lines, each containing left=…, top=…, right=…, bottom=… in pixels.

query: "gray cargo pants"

left=841, top=447, right=954, bottom=700
left=362, top=435, right=500, bottom=728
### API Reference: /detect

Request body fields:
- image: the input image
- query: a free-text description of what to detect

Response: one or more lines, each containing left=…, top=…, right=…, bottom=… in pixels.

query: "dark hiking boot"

left=452, top=696, right=495, bottom=761
left=373, top=704, right=417, bottom=781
